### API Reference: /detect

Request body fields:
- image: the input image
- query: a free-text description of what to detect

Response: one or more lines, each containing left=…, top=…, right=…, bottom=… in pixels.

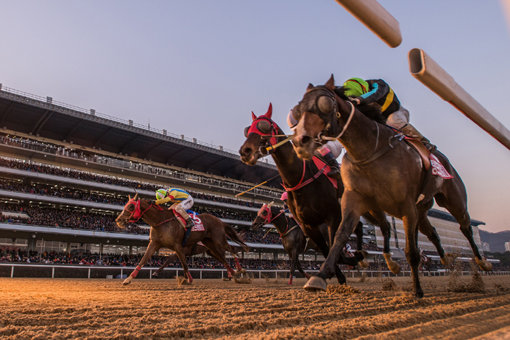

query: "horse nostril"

left=242, top=147, right=252, bottom=156
left=301, top=136, right=311, bottom=145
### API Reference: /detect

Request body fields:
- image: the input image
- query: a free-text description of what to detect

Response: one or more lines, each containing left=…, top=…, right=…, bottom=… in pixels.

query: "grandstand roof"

left=0, top=87, right=280, bottom=185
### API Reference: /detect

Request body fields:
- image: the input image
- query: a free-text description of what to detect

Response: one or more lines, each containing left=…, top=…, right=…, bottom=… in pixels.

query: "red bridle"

left=123, top=198, right=162, bottom=223
left=257, top=204, right=285, bottom=225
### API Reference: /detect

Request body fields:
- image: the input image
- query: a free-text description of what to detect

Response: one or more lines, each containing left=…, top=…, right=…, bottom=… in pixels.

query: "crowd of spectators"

left=0, top=157, right=276, bottom=211
left=0, top=134, right=280, bottom=199
left=0, top=248, right=325, bottom=271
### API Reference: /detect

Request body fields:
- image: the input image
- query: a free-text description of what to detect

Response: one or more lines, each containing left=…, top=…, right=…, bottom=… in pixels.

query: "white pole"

left=334, top=0, right=402, bottom=48
left=409, top=48, right=510, bottom=150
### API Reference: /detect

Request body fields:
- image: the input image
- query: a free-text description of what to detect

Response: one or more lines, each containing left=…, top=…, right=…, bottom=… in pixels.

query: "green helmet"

left=155, top=188, right=167, bottom=200
left=343, top=78, right=369, bottom=97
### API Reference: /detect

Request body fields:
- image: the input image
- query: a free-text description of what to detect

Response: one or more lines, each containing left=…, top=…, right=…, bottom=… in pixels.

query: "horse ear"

left=251, top=111, right=257, bottom=121
left=265, top=103, right=272, bottom=119
left=268, top=201, right=274, bottom=207
left=133, top=193, right=139, bottom=201
left=325, top=74, right=335, bottom=89
left=307, top=83, right=314, bottom=91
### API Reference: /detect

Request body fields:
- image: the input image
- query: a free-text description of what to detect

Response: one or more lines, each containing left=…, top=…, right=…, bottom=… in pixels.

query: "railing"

left=1, top=263, right=508, bottom=280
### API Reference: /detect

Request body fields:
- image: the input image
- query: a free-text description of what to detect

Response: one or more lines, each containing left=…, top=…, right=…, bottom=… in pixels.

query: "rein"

left=282, top=159, right=328, bottom=192
left=320, top=100, right=356, bottom=141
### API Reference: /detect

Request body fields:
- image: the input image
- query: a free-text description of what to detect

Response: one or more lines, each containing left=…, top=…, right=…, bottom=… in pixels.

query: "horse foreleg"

left=233, top=254, right=243, bottom=271
left=123, top=241, right=158, bottom=285
left=295, top=256, right=310, bottom=279
left=175, top=248, right=193, bottom=284
left=305, top=192, right=364, bottom=291
left=288, top=252, right=296, bottom=285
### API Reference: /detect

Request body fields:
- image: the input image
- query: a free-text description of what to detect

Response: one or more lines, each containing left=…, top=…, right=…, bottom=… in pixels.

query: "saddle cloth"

left=172, top=210, right=205, bottom=232
left=406, top=139, right=453, bottom=179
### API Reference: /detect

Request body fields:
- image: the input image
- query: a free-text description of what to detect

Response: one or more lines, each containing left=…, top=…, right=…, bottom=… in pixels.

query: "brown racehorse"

left=252, top=202, right=313, bottom=284
left=115, top=194, right=249, bottom=285
left=291, top=75, right=492, bottom=297
left=239, top=104, right=399, bottom=285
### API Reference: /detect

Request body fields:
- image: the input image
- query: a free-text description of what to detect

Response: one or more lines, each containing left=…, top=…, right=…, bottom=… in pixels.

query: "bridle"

left=257, top=204, right=298, bottom=238
left=245, top=116, right=292, bottom=156
left=120, top=198, right=165, bottom=224
left=299, top=86, right=356, bottom=143
left=301, top=86, right=395, bottom=166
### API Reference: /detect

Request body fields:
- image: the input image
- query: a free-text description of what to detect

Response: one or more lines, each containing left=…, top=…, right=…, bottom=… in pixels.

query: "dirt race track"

left=0, top=274, right=509, bottom=339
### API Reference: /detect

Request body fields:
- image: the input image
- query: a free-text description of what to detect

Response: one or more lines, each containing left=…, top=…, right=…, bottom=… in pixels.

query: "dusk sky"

left=1, top=1, right=509, bottom=232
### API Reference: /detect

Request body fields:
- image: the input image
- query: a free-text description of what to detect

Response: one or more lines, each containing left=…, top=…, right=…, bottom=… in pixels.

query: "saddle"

left=404, top=137, right=453, bottom=204
left=171, top=210, right=205, bottom=232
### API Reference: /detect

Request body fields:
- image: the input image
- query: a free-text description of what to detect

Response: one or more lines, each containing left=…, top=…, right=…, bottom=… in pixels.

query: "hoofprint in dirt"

left=0, top=276, right=509, bottom=339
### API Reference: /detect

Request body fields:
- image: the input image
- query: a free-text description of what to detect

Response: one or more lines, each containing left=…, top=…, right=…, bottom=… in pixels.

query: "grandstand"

left=0, top=84, right=499, bottom=277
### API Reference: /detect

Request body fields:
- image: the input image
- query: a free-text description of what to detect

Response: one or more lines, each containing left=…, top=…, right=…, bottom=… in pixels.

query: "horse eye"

left=127, top=204, right=134, bottom=211
left=244, top=126, right=250, bottom=137
left=257, top=120, right=271, bottom=133
left=261, top=210, right=267, bottom=216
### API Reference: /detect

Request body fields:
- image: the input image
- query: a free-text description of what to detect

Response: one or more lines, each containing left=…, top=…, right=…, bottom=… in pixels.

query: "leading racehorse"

left=239, top=104, right=398, bottom=285
left=291, top=75, right=491, bottom=297
left=115, top=194, right=249, bottom=285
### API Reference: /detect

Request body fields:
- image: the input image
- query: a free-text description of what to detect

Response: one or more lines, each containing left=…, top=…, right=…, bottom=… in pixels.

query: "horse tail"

left=224, top=223, right=250, bottom=252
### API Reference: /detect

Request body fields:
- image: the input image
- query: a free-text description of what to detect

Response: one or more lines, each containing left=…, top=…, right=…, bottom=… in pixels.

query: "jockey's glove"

left=155, top=197, right=172, bottom=205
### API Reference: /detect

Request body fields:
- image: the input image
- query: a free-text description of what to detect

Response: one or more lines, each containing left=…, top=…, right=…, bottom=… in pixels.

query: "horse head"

left=239, top=103, right=284, bottom=165
left=251, top=201, right=274, bottom=229
left=292, top=74, right=354, bottom=159
left=115, top=193, right=153, bottom=228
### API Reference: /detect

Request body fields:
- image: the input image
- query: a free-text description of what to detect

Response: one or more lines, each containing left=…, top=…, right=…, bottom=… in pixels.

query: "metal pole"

left=334, top=0, right=402, bottom=48
left=409, top=48, right=510, bottom=150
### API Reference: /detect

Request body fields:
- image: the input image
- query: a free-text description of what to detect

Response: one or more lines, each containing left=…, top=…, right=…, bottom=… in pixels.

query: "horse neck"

left=270, top=207, right=288, bottom=233
left=337, top=104, right=385, bottom=161
left=139, top=202, right=170, bottom=227
left=270, top=133, right=305, bottom=187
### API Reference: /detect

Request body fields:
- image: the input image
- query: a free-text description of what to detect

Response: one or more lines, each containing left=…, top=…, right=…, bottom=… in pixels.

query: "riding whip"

left=235, top=174, right=281, bottom=198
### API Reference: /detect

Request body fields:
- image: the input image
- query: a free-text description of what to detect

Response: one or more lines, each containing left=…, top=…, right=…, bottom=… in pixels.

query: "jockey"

left=337, top=77, right=432, bottom=146
left=287, top=111, right=342, bottom=176
left=155, top=188, right=195, bottom=245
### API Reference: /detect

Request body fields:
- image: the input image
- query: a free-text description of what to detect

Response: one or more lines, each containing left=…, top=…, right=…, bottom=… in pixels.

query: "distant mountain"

left=479, top=230, right=510, bottom=253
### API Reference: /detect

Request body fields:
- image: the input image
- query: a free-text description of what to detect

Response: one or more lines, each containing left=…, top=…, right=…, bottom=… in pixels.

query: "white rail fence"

left=1, top=263, right=508, bottom=280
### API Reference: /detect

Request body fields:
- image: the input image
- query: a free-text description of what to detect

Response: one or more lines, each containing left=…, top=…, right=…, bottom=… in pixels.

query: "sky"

left=0, top=1, right=509, bottom=233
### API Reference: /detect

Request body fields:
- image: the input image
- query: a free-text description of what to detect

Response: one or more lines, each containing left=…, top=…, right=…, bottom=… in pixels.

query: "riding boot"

left=322, top=151, right=340, bottom=177
left=181, top=218, right=195, bottom=246
left=401, top=124, right=436, bottom=152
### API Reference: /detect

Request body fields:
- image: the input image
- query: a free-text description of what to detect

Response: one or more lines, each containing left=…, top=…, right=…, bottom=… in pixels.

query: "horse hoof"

left=475, top=257, right=493, bottom=271
left=440, top=254, right=454, bottom=268
left=122, top=278, right=132, bottom=286
left=415, top=290, right=424, bottom=299
left=388, top=261, right=401, bottom=275
left=304, top=276, right=327, bottom=291
left=359, top=260, right=369, bottom=269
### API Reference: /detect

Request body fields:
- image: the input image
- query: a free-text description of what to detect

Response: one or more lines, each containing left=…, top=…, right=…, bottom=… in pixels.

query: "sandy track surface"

left=0, top=275, right=509, bottom=339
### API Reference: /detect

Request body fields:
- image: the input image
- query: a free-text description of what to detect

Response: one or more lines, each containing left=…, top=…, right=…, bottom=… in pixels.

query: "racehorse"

left=239, top=104, right=398, bottom=285
left=115, top=194, right=249, bottom=285
left=252, top=202, right=314, bottom=284
left=291, top=75, right=492, bottom=297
